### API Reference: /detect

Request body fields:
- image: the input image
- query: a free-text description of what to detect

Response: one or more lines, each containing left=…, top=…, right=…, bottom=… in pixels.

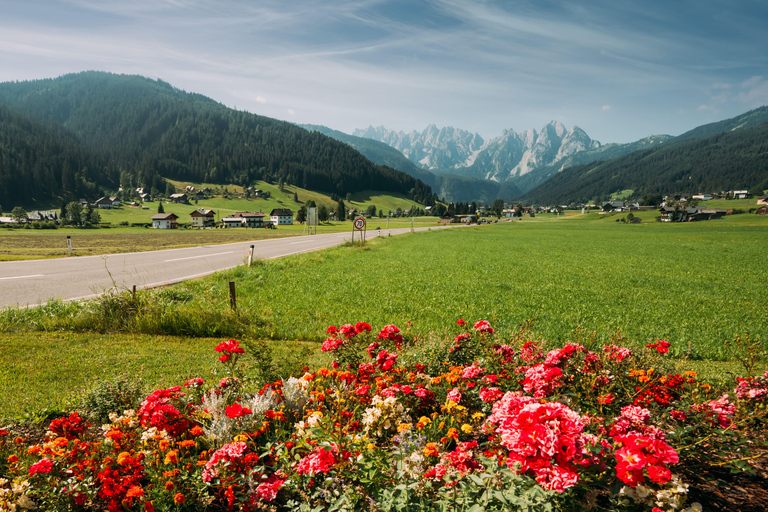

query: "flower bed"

left=1, top=321, right=766, bottom=511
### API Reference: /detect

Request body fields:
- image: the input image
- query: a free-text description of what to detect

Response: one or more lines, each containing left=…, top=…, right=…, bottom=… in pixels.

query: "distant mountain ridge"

left=302, top=124, right=522, bottom=203
left=354, top=121, right=606, bottom=189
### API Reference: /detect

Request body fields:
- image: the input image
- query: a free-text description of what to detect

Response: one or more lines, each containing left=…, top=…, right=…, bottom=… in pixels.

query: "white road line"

left=164, top=251, right=234, bottom=262
left=0, top=274, right=44, bottom=280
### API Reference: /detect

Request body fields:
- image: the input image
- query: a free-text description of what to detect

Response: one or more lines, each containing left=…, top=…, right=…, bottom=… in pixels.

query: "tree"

left=158, top=202, right=165, bottom=214
left=318, top=204, right=329, bottom=223
left=491, top=199, right=504, bottom=218
left=65, top=201, right=83, bottom=226
left=89, top=209, right=101, bottom=225
left=336, top=199, right=346, bottom=222
left=365, top=204, right=377, bottom=217
left=11, top=206, right=27, bottom=224
left=294, top=192, right=299, bottom=202
left=296, top=205, right=307, bottom=223
left=346, top=193, right=352, bottom=202
left=165, top=182, right=176, bottom=197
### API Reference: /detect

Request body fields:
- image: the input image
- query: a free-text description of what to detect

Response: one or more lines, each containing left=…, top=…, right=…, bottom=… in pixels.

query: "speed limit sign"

left=353, top=217, right=366, bottom=230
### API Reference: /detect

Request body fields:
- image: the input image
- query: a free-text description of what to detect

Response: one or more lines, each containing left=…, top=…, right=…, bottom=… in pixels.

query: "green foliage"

left=79, top=374, right=145, bottom=422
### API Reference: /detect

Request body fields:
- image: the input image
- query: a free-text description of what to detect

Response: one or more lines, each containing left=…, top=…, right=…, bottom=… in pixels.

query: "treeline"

left=0, top=105, right=116, bottom=207
left=522, top=122, right=768, bottom=204
left=0, top=72, right=432, bottom=207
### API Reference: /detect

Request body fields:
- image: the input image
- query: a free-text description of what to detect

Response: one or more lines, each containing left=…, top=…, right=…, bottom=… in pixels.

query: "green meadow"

left=2, top=213, right=766, bottom=417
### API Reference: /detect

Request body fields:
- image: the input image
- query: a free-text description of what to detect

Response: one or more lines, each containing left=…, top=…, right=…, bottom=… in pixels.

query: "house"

left=757, top=195, right=768, bottom=205
left=151, top=213, right=179, bottom=229
left=692, top=193, right=712, bottom=201
left=194, top=191, right=206, bottom=201
left=733, top=190, right=749, bottom=199
left=222, top=211, right=268, bottom=228
left=439, top=213, right=456, bottom=225
left=110, top=196, right=121, bottom=208
left=140, top=193, right=153, bottom=202
left=170, top=193, right=189, bottom=204
left=94, top=197, right=113, bottom=209
left=190, top=209, right=216, bottom=227
left=756, top=206, right=768, bottom=215
left=253, top=189, right=263, bottom=198
left=458, top=214, right=478, bottom=224
left=601, top=201, right=625, bottom=213
left=27, top=210, right=59, bottom=223
left=270, top=208, right=293, bottom=225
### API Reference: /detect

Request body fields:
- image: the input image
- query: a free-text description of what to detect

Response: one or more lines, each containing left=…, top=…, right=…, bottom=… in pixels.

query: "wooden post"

left=229, top=281, right=237, bottom=311
left=67, top=235, right=72, bottom=255
left=132, top=284, right=136, bottom=299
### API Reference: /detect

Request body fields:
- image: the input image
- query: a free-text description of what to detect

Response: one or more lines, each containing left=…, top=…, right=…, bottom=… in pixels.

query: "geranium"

left=473, top=320, right=493, bottom=334
left=339, top=324, right=357, bottom=338
left=254, top=475, right=285, bottom=502
left=225, top=403, right=253, bottom=419
left=355, top=321, right=372, bottom=334
left=296, top=447, right=337, bottom=475
left=479, top=386, right=503, bottom=403
left=377, top=325, right=404, bottom=348
left=137, top=387, right=192, bottom=437
left=613, top=434, right=678, bottom=487
left=446, top=388, right=462, bottom=404
left=375, top=350, right=398, bottom=371
left=485, top=392, right=594, bottom=493
left=461, top=364, right=485, bottom=379
left=320, top=337, right=344, bottom=352
left=48, top=412, right=90, bottom=440
left=28, top=458, right=54, bottom=476
left=645, top=340, right=671, bottom=354
left=203, top=442, right=249, bottom=483
left=215, top=339, right=245, bottom=362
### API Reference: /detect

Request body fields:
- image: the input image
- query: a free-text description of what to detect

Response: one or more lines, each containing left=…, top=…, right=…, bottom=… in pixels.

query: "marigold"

left=423, top=443, right=439, bottom=457
left=173, top=492, right=186, bottom=504
left=461, top=424, right=473, bottom=434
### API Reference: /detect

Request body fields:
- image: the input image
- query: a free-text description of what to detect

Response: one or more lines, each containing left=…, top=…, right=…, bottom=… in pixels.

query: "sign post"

left=353, top=216, right=366, bottom=246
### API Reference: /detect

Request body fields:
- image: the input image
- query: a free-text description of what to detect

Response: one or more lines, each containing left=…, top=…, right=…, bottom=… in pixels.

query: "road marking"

left=289, top=240, right=316, bottom=244
left=0, top=274, right=44, bottom=280
left=164, top=251, right=234, bottom=262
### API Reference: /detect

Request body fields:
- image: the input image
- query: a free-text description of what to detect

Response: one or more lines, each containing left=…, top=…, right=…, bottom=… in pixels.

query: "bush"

left=80, top=374, right=145, bottom=422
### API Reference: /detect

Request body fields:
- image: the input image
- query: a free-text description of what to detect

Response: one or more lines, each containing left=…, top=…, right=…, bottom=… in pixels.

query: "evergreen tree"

left=318, top=204, right=329, bottom=222
left=158, top=202, right=165, bottom=214
left=336, top=199, right=346, bottom=222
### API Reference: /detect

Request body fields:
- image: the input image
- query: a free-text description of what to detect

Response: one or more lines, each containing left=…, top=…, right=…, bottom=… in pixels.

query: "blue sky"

left=1, top=0, right=767, bottom=143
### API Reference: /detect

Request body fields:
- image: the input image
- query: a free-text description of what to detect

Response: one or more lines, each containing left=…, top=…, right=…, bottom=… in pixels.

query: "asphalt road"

left=0, top=225, right=453, bottom=308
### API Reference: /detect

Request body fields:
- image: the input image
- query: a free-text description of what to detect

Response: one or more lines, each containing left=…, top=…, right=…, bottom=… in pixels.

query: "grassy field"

left=2, top=213, right=766, bottom=418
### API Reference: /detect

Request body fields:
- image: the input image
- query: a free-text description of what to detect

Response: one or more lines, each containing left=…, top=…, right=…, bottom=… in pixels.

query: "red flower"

left=355, top=321, right=372, bottom=333
left=225, top=403, right=253, bottom=418
left=473, top=320, right=494, bottom=333
left=29, top=458, right=54, bottom=476
left=457, top=319, right=466, bottom=326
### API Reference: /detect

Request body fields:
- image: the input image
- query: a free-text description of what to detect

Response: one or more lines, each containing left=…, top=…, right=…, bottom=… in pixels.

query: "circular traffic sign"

left=353, top=217, right=366, bottom=230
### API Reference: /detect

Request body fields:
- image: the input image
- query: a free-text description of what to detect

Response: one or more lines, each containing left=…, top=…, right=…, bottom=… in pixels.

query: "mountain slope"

left=521, top=122, right=768, bottom=204
left=0, top=104, right=113, bottom=207
left=0, top=72, right=432, bottom=204
left=675, top=106, right=768, bottom=141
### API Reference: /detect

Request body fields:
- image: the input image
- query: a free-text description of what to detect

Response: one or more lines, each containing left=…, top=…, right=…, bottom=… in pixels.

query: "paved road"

left=0, top=225, right=453, bottom=308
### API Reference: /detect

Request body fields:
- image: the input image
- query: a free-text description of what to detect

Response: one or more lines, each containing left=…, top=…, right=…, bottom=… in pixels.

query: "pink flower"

left=296, top=447, right=337, bottom=475
left=254, top=478, right=284, bottom=502
left=203, top=442, right=248, bottom=482
left=479, top=387, right=503, bottom=403
left=339, top=324, right=356, bottom=338
left=400, top=385, right=413, bottom=394
left=355, top=385, right=371, bottom=396
left=461, top=364, right=485, bottom=380
left=377, top=325, right=404, bottom=348
left=29, top=458, right=54, bottom=476
left=414, top=388, right=430, bottom=399
left=321, top=338, right=344, bottom=352
left=473, top=320, right=494, bottom=333
left=447, top=388, right=462, bottom=404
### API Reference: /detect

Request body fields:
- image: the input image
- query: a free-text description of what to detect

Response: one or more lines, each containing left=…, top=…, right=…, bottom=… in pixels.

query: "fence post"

left=67, top=235, right=72, bottom=255
left=229, top=281, right=237, bottom=311
left=248, top=245, right=254, bottom=266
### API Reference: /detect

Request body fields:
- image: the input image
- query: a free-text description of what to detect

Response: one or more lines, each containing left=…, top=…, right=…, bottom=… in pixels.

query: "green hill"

left=675, top=106, right=768, bottom=141
left=0, top=72, right=432, bottom=207
left=521, top=122, right=768, bottom=204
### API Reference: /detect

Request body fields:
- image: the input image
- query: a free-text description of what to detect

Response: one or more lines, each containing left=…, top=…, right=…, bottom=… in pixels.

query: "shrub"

left=80, top=374, right=145, bottom=422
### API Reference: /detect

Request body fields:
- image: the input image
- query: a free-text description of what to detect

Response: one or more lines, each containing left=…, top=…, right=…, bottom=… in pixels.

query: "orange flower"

left=7, top=454, right=18, bottom=463
left=144, top=502, right=155, bottom=512
left=164, top=450, right=179, bottom=465
left=117, top=452, right=132, bottom=466
left=423, top=443, right=439, bottom=457
left=165, top=481, right=175, bottom=491
left=125, top=486, right=144, bottom=499
left=158, top=439, right=170, bottom=452
left=447, top=428, right=459, bottom=440
left=190, top=425, right=204, bottom=436
left=177, top=440, right=196, bottom=449
left=14, top=437, right=24, bottom=445
left=173, top=493, right=186, bottom=504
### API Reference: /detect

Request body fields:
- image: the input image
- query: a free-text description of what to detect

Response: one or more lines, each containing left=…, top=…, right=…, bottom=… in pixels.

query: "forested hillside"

left=0, top=105, right=114, bottom=207
left=521, top=122, right=768, bottom=204
left=0, top=72, right=432, bottom=207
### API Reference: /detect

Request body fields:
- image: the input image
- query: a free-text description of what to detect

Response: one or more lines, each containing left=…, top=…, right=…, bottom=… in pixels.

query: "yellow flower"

left=366, top=443, right=376, bottom=451
left=397, top=423, right=412, bottom=433
left=461, top=424, right=473, bottom=434
left=438, top=421, right=446, bottom=430
left=234, top=434, right=248, bottom=442
left=471, top=412, right=485, bottom=421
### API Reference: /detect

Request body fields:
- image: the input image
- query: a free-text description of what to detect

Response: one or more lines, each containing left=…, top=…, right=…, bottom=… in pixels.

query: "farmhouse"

left=110, top=196, right=121, bottom=207
left=221, top=211, right=268, bottom=228
left=601, top=201, right=625, bottom=213
left=270, top=208, right=293, bottom=225
left=757, top=206, right=768, bottom=215
left=190, top=209, right=216, bottom=227
left=733, top=190, right=749, bottom=199
left=170, top=193, right=189, bottom=204
left=27, top=210, right=59, bottom=223
left=757, top=195, right=768, bottom=205
left=151, top=212, right=178, bottom=229
left=439, top=213, right=456, bottom=225
left=94, top=197, right=114, bottom=209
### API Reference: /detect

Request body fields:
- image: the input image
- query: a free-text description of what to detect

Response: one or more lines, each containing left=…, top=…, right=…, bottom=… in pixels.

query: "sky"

left=1, top=0, right=767, bottom=144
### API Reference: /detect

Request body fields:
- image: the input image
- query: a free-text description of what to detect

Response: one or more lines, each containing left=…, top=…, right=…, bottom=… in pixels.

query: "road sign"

left=353, top=217, right=366, bottom=230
